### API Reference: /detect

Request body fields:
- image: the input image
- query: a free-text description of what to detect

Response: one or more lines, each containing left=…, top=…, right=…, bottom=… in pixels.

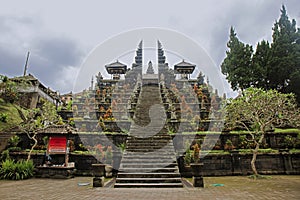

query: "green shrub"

left=66, top=100, right=73, bottom=111
left=0, top=159, right=34, bottom=180
left=0, top=113, right=8, bottom=122
left=238, top=135, right=255, bottom=149
left=0, top=150, right=10, bottom=162
left=118, top=143, right=126, bottom=153
left=224, top=139, right=235, bottom=151
left=283, top=135, right=296, bottom=148
left=184, top=149, right=192, bottom=166
left=7, top=147, right=22, bottom=152
left=8, top=135, right=20, bottom=147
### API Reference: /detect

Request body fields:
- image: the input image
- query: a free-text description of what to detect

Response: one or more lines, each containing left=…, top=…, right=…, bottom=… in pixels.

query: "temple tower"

left=157, top=40, right=175, bottom=85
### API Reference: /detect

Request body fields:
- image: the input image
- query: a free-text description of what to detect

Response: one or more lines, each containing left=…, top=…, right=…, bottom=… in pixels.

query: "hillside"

left=0, top=98, right=23, bottom=132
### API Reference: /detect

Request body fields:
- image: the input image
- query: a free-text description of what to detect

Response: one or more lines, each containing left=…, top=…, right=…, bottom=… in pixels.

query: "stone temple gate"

left=71, top=40, right=224, bottom=187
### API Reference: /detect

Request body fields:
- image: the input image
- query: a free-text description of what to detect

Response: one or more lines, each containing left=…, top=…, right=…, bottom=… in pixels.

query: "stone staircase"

left=114, top=84, right=183, bottom=188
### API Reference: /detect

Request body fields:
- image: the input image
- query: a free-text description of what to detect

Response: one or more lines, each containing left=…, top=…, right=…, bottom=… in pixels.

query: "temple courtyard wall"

left=7, top=132, right=300, bottom=177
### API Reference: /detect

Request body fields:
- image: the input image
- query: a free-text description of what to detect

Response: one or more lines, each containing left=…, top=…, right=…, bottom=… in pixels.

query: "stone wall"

left=15, top=132, right=299, bottom=151
left=7, top=132, right=300, bottom=177
left=9, top=151, right=300, bottom=177
left=17, top=133, right=127, bottom=151
left=178, top=152, right=300, bottom=177
left=172, top=132, right=299, bottom=150
left=9, top=151, right=123, bottom=176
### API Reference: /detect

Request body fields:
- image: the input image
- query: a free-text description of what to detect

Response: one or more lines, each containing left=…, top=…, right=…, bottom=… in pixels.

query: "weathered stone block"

left=192, top=176, right=204, bottom=187
left=93, top=177, right=104, bottom=187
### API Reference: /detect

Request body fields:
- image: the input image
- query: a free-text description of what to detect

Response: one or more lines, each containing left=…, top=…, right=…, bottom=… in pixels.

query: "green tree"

left=268, top=5, right=300, bottom=95
left=221, top=27, right=254, bottom=91
left=225, top=88, right=300, bottom=177
left=221, top=5, right=300, bottom=104
left=252, top=40, right=270, bottom=89
left=16, top=100, right=60, bottom=161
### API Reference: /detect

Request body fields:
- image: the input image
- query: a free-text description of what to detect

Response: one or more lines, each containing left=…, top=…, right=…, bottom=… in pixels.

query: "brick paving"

left=0, top=176, right=299, bottom=200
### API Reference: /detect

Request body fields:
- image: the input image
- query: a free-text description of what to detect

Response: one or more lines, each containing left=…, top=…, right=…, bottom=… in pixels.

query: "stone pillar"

left=190, top=163, right=204, bottom=187
left=192, top=176, right=204, bottom=187
left=93, top=177, right=105, bottom=187
left=92, top=164, right=105, bottom=187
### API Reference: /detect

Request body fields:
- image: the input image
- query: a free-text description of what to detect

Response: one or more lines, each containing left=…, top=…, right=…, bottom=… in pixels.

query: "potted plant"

left=190, top=143, right=203, bottom=177
left=92, top=144, right=106, bottom=177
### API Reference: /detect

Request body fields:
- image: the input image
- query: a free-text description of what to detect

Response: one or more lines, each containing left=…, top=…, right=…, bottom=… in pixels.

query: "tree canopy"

left=221, top=5, right=300, bottom=103
left=221, top=27, right=253, bottom=91
left=16, top=99, right=60, bottom=161
left=225, top=87, right=300, bottom=176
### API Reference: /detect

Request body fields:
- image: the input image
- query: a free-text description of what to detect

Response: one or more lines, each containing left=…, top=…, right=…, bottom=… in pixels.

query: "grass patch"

left=274, top=128, right=300, bottom=134
left=228, top=130, right=253, bottom=134
left=0, top=98, right=23, bottom=132
left=238, top=148, right=278, bottom=154
left=289, top=149, right=300, bottom=153
left=228, top=128, right=300, bottom=134
left=248, top=175, right=272, bottom=179
left=202, top=150, right=230, bottom=155
left=200, top=149, right=280, bottom=155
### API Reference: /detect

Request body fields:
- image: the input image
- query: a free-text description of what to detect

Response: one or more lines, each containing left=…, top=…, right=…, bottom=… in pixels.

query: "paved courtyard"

left=0, top=176, right=299, bottom=200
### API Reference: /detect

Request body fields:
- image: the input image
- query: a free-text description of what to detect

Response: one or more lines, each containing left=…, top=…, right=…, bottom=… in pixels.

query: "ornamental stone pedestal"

left=92, top=164, right=106, bottom=187
left=190, top=163, right=204, bottom=187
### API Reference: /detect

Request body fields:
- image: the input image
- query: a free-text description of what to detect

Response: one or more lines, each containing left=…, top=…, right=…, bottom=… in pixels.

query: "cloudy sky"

left=0, top=0, right=299, bottom=95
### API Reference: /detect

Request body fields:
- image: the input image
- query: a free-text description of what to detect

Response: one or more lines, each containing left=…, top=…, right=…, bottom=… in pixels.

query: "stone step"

left=117, top=172, right=181, bottom=178
left=120, top=159, right=176, bottom=163
left=128, top=133, right=170, bottom=137
left=127, top=138, right=172, bottom=142
left=126, top=142, right=173, bottom=146
left=123, top=149, right=175, bottom=153
left=125, top=146, right=174, bottom=150
left=116, top=177, right=182, bottom=184
left=122, top=152, right=176, bottom=157
left=119, top=167, right=179, bottom=173
left=120, top=163, right=178, bottom=168
left=114, top=183, right=183, bottom=188
left=128, top=139, right=172, bottom=142
left=126, top=139, right=172, bottom=144
left=129, top=131, right=169, bottom=135
left=115, top=84, right=184, bottom=188
left=127, top=139, right=171, bottom=142
left=124, top=150, right=175, bottom=154
left=126, top=146, right=174, bottom=152
left=122, top=157, right=176, bottom=161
